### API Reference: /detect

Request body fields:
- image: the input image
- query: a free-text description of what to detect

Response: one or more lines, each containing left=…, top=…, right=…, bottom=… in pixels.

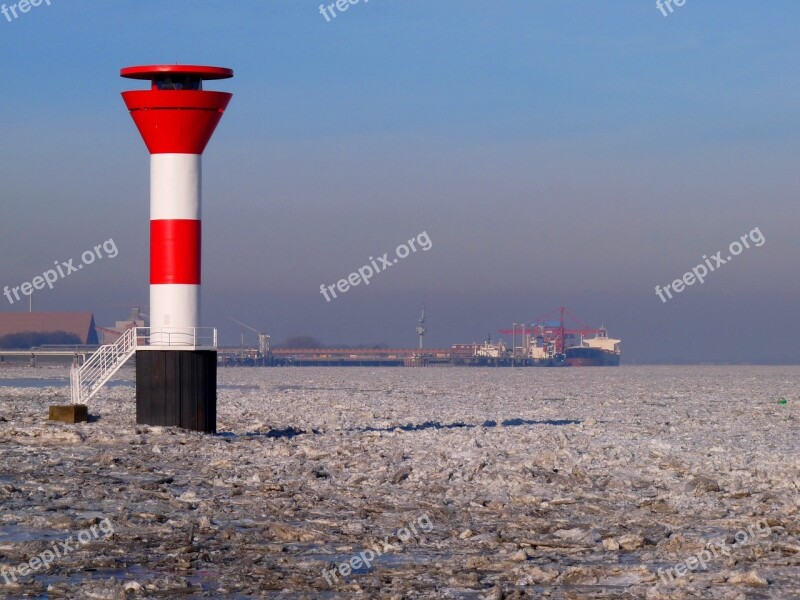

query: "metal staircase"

left=70, top=327, right=137, bottom=404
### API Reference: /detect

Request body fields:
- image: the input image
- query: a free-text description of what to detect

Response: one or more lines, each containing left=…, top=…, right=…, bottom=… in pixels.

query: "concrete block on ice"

left=48, top=404, right=89, bottom=424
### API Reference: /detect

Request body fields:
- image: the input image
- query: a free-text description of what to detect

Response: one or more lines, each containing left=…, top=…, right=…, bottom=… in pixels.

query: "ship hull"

left=564, top=347, right=620, bottom=367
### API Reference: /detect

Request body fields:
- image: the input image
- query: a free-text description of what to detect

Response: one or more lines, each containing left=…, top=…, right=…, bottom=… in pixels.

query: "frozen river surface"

left=0, top=365, right=798, bottom=599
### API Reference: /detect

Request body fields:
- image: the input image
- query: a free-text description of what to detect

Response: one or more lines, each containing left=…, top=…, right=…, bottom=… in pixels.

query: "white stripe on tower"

left=150, top=154, right=202, bottom=343
left=151, top=154, right=201, bottom=220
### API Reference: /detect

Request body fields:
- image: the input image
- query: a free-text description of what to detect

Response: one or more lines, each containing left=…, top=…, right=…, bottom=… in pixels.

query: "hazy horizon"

left=1, top=1, right=798, bottom=364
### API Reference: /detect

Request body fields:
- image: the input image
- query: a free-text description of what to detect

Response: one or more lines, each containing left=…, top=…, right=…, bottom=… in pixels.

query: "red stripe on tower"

left=150, top=220, right=202, bottom=285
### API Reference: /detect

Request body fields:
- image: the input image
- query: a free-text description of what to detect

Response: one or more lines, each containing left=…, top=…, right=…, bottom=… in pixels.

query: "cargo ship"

left=499, top=307, right=621, bottom=367
left=564, top=332, right=621, bottom=366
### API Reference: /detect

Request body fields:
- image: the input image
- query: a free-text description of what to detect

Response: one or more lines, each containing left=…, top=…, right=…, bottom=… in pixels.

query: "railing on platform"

left=69, top=327, right=217, bottom=404
left=136, top=327, right=217, bottom=349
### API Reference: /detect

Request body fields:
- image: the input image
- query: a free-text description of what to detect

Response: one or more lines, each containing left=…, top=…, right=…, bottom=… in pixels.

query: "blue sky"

left=1, top=1, right=799, bottom=362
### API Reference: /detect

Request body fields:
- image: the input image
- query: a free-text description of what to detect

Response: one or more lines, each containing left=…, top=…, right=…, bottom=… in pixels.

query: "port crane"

left=500, top=306, right=606, bottom=354
left=230, top=317, right=270, bottom=359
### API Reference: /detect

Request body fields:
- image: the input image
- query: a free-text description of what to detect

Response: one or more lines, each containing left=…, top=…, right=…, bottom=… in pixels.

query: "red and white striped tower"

left=121, top=65, right=233, bottom=433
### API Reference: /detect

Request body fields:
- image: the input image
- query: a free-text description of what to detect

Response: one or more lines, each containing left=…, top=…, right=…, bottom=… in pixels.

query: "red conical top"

left=121, top=65, right=233, bottom=155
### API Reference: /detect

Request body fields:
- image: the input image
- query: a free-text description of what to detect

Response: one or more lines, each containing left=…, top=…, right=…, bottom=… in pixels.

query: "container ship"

left=498, top=306, right=621, bottom=367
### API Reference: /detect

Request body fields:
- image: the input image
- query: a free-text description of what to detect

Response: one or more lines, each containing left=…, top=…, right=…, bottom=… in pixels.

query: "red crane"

left=499, top=307, right=606, bottom=354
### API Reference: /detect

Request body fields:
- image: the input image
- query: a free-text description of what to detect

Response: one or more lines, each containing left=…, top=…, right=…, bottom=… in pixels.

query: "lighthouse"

left=121, top=64, right=233, bottom=433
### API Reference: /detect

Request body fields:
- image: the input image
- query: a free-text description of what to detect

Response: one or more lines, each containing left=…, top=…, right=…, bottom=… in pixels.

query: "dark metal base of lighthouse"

left=135, top=350, right=217, bottom=433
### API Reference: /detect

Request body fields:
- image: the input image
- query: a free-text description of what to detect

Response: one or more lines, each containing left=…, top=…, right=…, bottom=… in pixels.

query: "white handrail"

left=70, top=327, right=217, bottom=404
left=134, top=327, right=218, bottom=348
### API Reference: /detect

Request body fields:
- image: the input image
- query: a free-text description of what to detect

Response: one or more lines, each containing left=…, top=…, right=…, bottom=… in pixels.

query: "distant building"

left=97, top=307, right=146, bottom=344
left=0, top=312, right=98, bottom=347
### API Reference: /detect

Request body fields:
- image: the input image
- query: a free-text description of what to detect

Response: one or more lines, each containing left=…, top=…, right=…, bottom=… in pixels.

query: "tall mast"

left=416, top=304, right=426, bottom=350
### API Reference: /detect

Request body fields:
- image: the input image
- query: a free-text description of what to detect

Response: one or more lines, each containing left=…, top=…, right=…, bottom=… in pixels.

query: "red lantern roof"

left=120, top=65, right=233, bottom=80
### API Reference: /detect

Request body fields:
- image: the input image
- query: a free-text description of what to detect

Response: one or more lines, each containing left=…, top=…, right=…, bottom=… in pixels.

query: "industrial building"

left=0, top=312, right=98, bottom=347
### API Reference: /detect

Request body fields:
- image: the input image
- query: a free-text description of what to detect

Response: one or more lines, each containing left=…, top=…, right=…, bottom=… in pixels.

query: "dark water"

left=0, top=379, right=134, bottom=389
left=0, top=379, right=256, bottom=389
